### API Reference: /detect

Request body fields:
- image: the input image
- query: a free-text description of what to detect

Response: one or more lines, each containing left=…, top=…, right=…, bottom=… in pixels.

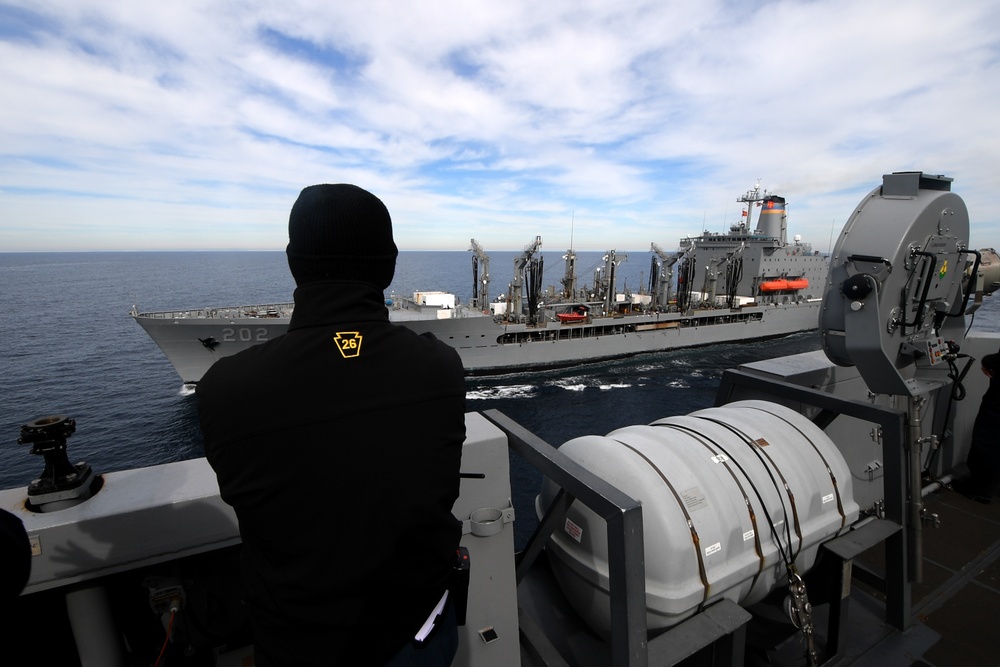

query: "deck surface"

left=770, top=486, right=1000, bottom=667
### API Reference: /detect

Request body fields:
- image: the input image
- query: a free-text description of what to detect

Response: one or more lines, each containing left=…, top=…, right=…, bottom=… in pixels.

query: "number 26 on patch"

left=334, top=332, right=363, bottom=359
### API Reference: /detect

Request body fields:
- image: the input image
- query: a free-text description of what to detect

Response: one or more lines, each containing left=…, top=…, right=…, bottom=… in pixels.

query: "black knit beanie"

left=286, top=184, right=398, bottom=288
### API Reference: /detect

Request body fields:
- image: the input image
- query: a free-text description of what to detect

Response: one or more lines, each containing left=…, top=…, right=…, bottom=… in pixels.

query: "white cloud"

left=0, top=0, right=998, bottom=252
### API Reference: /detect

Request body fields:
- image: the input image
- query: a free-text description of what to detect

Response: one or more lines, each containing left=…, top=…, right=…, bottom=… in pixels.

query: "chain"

left=786, top=570, right=818, bottom=667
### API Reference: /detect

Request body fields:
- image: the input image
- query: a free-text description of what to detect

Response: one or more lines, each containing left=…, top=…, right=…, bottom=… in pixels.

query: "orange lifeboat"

left=557, top=305, right=590, bottom=323
left=760, top=279, right=788, bottom=292
left=760, top=278, right=808, bottom=292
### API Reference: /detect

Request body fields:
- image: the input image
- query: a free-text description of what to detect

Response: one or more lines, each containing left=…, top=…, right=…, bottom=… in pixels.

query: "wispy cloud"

left=1, top=0, right=997, bottom=251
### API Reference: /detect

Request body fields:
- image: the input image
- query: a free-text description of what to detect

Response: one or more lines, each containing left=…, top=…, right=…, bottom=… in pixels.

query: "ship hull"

left=449, top=302, right=821, bottom=374
left=133, top=300, right=821, bottom=383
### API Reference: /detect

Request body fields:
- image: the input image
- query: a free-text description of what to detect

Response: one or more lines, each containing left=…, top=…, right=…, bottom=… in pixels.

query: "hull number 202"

left=221, top=327, right=269, bottom=343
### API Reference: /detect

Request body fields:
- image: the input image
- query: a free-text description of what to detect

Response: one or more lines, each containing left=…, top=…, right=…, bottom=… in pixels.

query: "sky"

left=1, top=0, right=998, bottom=253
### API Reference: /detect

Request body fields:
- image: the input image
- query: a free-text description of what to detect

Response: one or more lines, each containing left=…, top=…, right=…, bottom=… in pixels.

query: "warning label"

left=564, top=517, right=583, bottom=543
left=681, top=487, right=708, bottom=512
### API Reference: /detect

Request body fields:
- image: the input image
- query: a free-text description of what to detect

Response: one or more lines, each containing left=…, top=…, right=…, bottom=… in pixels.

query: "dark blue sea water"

left=3, top=251, right=997, bottom=546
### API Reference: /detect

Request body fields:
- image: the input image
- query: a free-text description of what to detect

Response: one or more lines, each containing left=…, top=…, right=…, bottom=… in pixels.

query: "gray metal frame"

left=481, top=409, right=750, bottom=667
left=481, top=409, right=648, bottom=665
left=715, top=368, right=912, bottom=629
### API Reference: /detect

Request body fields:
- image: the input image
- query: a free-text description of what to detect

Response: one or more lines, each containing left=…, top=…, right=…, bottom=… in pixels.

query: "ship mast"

left=561, top=212, right=578, bottom=299
left=561, top=249, right=577, bottom=299
left=738, top=179, right=766, bottom=234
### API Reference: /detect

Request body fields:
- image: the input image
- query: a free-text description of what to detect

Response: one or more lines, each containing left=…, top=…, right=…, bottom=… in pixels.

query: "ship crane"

left=674, top=243, right=698, bottom=313
left=593, top=250, right=627, bottom=314
left=507, top=236, right=542, bottom=323
left=700, top=254, right=731, bottom=307
left=698, top=250, right=741, bottom=308
left=649, top=243, right=679, bottom=309
left=723, top=242, right=746, bottom=308
left=469, top=239, right=491, bottom=312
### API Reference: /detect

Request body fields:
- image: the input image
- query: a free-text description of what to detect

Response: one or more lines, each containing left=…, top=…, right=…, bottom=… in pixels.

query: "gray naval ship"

left=132, top=182, right=829, bottom=384
left=9, top=171, right=1000, bottom=666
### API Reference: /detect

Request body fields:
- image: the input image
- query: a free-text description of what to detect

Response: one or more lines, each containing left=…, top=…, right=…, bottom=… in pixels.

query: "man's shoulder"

left=199, top=335, right=285, bottom=390
left=404, top=329, right=463, bottom=364
left=374, top=328, right=464, bottom=386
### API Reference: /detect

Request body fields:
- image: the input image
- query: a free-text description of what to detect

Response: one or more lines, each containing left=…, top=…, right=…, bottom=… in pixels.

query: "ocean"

left=3, top=251, right=998, bottom=547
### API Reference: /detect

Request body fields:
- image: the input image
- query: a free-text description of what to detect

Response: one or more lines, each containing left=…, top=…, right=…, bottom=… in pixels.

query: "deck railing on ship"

left=132, top=303, right=295, bottom=320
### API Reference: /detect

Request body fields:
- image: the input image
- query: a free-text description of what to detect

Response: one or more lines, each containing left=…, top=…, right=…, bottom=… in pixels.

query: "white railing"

left=132, top=303, right=295, bottom=320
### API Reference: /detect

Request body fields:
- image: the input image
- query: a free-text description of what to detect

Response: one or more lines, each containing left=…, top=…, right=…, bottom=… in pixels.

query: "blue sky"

left=2, top=0, right=998, bottom=252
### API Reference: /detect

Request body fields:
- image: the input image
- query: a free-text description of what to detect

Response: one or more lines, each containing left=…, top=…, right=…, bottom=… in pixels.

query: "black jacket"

left=966, top=353, right=1000, bottom=495
left=198, top=280, right=466, bottom=665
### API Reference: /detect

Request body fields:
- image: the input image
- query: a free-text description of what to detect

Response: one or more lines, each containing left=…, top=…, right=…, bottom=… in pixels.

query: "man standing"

left=954, top=352, right=1000, bottom=503
left=198, top=184, right=466, bottom=665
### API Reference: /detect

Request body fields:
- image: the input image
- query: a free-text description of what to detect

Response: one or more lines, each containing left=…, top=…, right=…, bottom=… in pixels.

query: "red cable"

left=153, top=610, right=176, bottom=667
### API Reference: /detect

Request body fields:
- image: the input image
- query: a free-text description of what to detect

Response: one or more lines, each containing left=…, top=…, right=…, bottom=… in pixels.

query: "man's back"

left=198, top=185, right=466, bottom=666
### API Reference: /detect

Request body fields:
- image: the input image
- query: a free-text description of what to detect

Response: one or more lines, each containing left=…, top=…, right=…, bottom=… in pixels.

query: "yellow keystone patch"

left=939, top=260, right=948, bottom=280
left=334, top=331, right=363, bottom=359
